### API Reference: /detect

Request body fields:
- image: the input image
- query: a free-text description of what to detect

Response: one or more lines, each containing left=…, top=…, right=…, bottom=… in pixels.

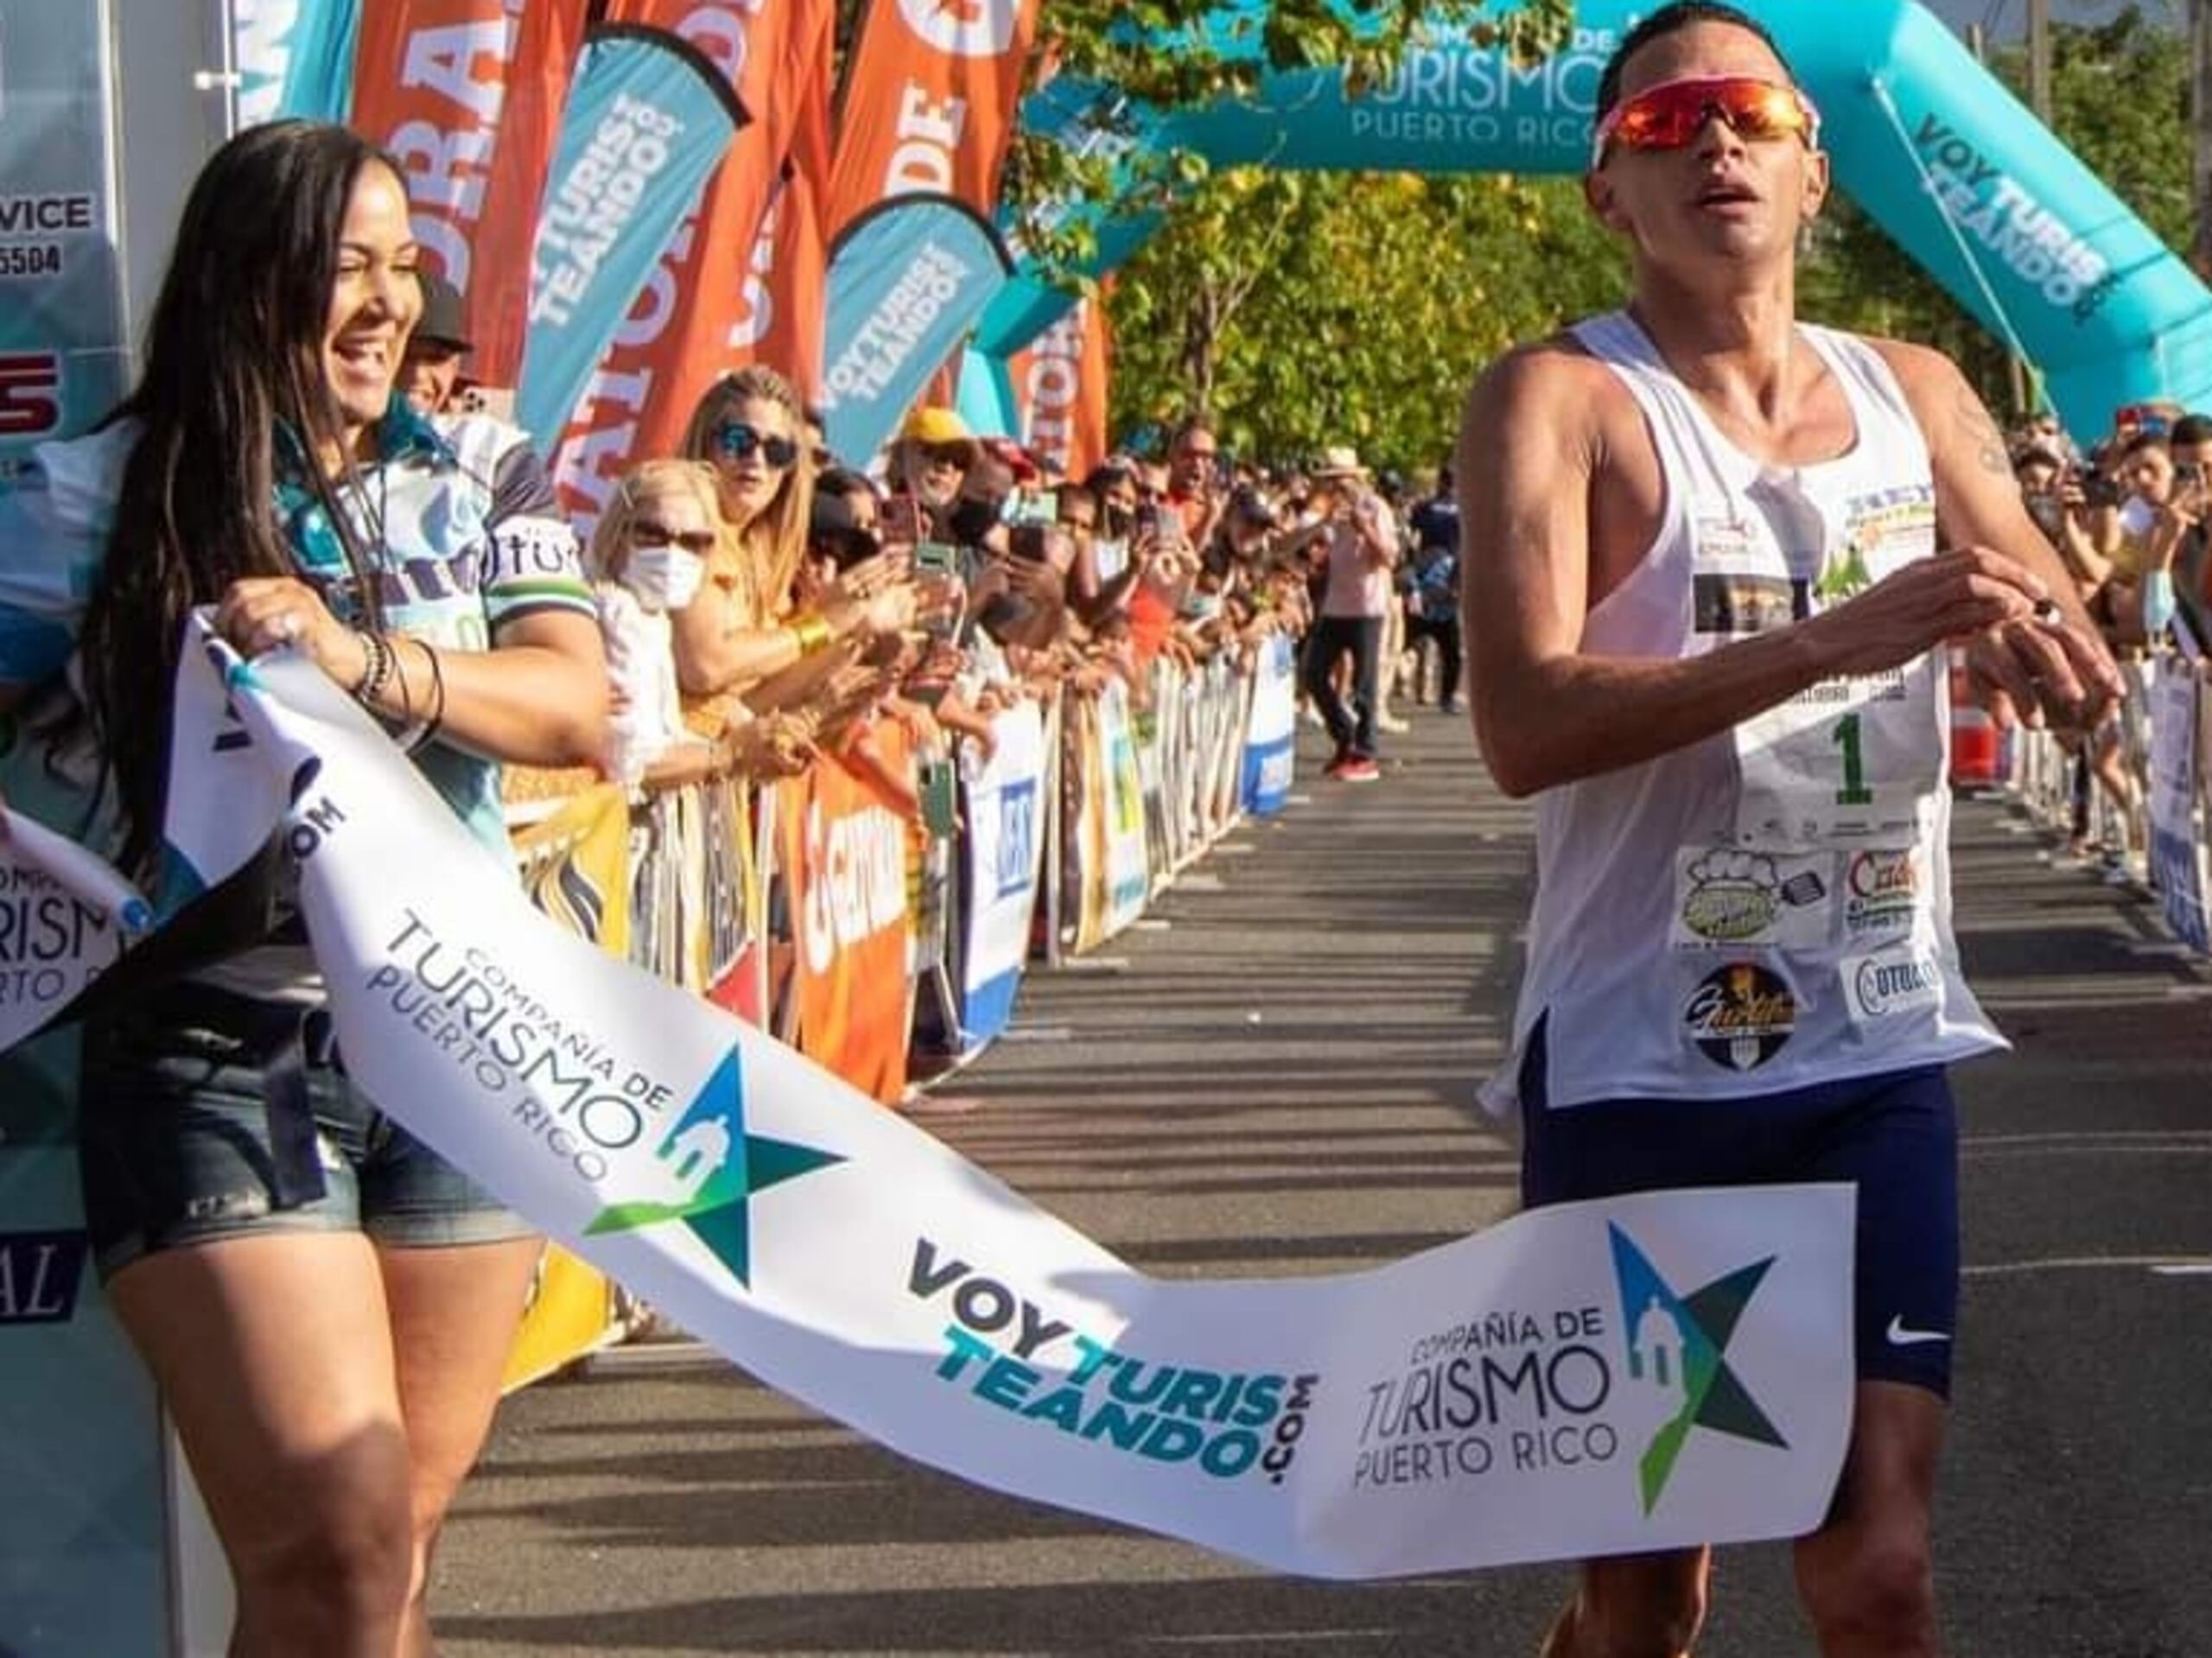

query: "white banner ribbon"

left=16, top=623, right=1859, bottom=1577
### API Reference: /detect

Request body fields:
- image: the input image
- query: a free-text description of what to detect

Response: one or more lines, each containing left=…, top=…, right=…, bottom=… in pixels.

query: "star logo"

left=1610, top=1223, right=1789, bottom=1515
left=584, top=1047, right=840, bottom=1287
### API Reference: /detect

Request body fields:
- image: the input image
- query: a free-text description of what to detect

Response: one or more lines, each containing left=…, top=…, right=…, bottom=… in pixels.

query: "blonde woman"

left=673, top=367, right=910, bottom=708
left=588, top=459, right=825, bottom=785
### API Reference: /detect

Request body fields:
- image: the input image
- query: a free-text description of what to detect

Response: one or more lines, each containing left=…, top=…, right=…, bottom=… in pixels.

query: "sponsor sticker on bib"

left=1683, top=963, right=1796, bottom=1072
left=1842, top=846, right=1923, bottom=939
left=1843, top=948, right=1943, bottom=1024
left=1673, top=848, right=1833, bottom=949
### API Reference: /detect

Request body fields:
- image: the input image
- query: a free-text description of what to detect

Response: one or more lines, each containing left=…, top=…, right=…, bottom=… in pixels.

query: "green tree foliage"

left=1108, top=168, right=1627, bottom=470
left=1800, top=6, right=2190, bottom=419
left=1102, top=5, right=2193, bottom=454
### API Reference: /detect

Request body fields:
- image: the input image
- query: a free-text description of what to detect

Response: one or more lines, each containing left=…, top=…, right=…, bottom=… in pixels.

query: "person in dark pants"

left=1405, top=462, right=1464, bottom=713
left=1292, top=446, right=1398, bottom=779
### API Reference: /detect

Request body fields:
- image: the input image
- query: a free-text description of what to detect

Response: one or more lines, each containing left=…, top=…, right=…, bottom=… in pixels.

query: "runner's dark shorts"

left=77, top=981, right=534, bottom=1281
left=1517, top=1017, right=1959, bottom=1399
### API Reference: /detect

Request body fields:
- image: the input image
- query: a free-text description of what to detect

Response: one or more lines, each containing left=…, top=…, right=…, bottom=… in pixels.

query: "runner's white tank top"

left=1485, top=311, right=2006, bottom=1114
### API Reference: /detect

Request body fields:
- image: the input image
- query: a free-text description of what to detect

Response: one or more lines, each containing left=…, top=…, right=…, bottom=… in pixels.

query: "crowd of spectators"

left=2008, top=399, right=2212, bottom=873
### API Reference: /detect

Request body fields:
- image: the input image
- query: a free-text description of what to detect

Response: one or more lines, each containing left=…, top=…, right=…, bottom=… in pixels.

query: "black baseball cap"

left=413, top=273, right=473, bottom=355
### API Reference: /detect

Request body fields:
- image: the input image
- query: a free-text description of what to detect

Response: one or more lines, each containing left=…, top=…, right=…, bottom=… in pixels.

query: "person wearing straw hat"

left=1294, top=443, right=1398, bottom=780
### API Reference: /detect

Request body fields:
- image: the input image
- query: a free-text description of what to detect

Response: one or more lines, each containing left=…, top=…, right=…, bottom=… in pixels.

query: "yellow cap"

left=899, top=405, right=976, bottom=449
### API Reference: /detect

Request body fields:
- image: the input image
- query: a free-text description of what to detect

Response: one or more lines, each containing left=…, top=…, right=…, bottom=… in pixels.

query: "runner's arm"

left=1874, top=341, right=2122, bottom=729
left=1457, top=347, right=2040, bottom=797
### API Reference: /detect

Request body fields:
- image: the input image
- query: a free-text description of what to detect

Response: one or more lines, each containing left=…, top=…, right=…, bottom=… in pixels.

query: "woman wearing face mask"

left=588, top=461, right=720, bottom=786
left=0, top=122, right=607, bottom=1655
left=673, top=368, right=909, bottom=712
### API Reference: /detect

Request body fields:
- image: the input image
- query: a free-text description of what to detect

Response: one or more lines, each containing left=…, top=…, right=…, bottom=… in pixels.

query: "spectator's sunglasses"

left=631, top=519, right=718, bottom=554
left=922, top=442, right=973, bottom=469
left=713, top=420, right=801, bottom=469
left=1592, top=76, right=1820, bottom=167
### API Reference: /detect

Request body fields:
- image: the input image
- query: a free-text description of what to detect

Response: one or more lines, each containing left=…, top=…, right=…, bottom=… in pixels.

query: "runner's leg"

left=1541, top=1548, right=1711, bottom=1657
left=1792, top=1382, right=1947, bottom=1658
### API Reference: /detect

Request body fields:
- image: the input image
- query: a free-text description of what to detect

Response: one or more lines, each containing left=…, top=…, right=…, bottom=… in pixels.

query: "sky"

left=1920, top=0, right=2171, bottom=39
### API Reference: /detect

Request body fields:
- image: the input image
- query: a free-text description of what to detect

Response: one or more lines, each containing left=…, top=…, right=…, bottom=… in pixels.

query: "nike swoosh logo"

left=1885, top=1314, right=1951, bottom=1347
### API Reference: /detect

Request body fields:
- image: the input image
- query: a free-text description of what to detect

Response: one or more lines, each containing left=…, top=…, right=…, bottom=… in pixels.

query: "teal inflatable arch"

left=964, top=0, right=2212, bottom=446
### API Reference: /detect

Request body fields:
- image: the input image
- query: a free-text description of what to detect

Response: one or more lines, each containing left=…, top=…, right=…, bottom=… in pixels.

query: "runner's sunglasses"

left=712, top=421, right=802, bottom=469
left=1592, top=76, right=1820, bottom=168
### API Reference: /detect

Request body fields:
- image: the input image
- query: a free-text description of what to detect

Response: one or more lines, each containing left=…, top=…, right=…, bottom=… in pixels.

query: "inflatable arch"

left=955, top=0, right=2212, bottom=450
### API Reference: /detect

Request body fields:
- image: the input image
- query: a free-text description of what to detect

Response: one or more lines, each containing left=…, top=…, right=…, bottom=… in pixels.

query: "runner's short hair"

left=1595, top=3, right=1798, bottom=123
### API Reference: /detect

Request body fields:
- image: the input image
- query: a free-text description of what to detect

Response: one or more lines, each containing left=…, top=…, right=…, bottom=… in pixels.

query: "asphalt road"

left=440, top=710, right=2212, bottom=1658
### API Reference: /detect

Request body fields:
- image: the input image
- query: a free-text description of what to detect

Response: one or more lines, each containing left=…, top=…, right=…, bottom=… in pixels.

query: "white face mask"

left=624, top=543, right=705, bottom=613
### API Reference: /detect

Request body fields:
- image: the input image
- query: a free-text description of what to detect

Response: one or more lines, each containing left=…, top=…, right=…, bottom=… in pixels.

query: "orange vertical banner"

left=1008, top=295, right=1111, bottom=481
left=824, top=0, right=1042, bottom=238
left=747, top=0, right=834, bottom=400
left=351, top=0, right=588, bottom=391
left=549, top=0, right=828, bottom=525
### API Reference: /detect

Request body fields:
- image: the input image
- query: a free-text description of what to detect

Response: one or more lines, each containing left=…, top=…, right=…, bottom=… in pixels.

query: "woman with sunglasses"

left=588, top=460, right=723, bottom=786
left=1452, top=7, right=2124, bottom=1658
left=672, top=369, right=910, bottom=717
left=0, top=122, right=607, bottom=1655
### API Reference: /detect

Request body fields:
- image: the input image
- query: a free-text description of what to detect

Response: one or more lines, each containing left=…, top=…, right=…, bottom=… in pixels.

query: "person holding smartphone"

left=1292, top=447, right=1398, bottom=780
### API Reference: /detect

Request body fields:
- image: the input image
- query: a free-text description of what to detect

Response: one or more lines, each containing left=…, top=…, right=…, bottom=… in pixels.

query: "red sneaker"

left=1336, top=756, right=1380, bottom=782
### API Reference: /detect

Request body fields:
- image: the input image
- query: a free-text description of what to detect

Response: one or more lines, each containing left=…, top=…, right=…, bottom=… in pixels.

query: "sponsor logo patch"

left=1693, top=573, right=1796, bottom=637
left=1844, top=949, right=1943, bottom=1023
left=1683, top=963, right=1796, bottom=1071
left=1843, top=847, right=1922, bottom=938
left=1674, top=849, right=1831, bottom=949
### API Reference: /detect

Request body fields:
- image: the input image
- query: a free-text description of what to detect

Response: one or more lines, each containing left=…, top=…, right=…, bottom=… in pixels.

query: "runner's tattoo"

left=1958, top=389, right=2010, bottom=475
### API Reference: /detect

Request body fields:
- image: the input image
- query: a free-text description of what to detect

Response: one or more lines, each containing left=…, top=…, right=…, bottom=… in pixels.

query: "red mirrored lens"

left=1599, top=77, right=1815, bottom=157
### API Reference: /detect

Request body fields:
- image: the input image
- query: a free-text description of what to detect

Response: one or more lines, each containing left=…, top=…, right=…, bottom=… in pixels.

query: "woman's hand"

left=215, top=577, right=369, bottom=688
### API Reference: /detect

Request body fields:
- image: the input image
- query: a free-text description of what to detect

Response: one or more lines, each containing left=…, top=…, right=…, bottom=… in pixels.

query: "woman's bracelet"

left=791, top=613, right=834, bottom=656
left=352, top=630, right=394, bottom=707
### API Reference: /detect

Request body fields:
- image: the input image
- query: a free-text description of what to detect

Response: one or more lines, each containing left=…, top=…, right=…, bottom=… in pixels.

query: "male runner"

left=1456, top=6, right=2123, bottom=1655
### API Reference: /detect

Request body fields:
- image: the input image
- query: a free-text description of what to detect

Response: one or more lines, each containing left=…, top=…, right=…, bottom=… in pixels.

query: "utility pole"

left=1970, top=22, right=2031, bottom=416
left=2027, top=0, right=2052, bottom=124
left=2193, top=0, right=2212, bottom=278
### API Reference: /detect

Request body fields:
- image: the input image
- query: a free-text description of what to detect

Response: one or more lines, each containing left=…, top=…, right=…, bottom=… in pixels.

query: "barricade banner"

left=1242, top=632, right=1298, bottom=816
left=234, top=0, right=362, bottom=128
left=515, top=25, right=748, bottom=453
left=2146, top=658, right=2210, bottom=954
left=959, top=702, right=1046, bottom=1047
left=352, top=0, right=588, bottom=391
left=1095, top=679, right=1151, bottom=940
left=779, top=726, right=918, bottom=1103
left=506, top=784, right=638, bottom=1392
left=818, top=195, right=1014, bottom=467
left=0, top=628, right=1859, bottom=1579
left=514, top=782, right=634, bottom=958
left=0, top=0, right=130, bottom=485
left=1136, top=667, right=1177, bottom=888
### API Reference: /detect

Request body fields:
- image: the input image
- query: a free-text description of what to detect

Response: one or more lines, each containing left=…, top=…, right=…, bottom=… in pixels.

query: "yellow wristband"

left=792, top=613, right=834, bottom=655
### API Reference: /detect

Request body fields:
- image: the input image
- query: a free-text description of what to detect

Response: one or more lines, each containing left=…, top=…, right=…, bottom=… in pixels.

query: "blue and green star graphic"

left=1610, top=1223, right=1789, bottom=1515
left=584, top=1047, right=841, bottom=1286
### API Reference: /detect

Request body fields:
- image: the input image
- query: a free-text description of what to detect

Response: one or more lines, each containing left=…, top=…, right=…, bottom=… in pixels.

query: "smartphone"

left=1002, top=488, right=1058, bottom=527
left=1135, top=502, right=1161, bottom=537
left=913, top=540, right=960, bottom=577
left=880, top=493, right=925, bottom=547
left=918, top=758, right=959, bottom=840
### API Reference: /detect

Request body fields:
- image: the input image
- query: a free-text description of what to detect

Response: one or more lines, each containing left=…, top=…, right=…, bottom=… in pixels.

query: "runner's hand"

left=1965, top=613, right=2122, bottom=734
left=1803, top=546, right=2047, bottom=679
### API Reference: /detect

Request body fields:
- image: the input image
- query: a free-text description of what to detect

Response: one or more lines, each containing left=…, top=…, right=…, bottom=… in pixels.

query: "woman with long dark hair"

left=0, top=122, right=607, bottom=1655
